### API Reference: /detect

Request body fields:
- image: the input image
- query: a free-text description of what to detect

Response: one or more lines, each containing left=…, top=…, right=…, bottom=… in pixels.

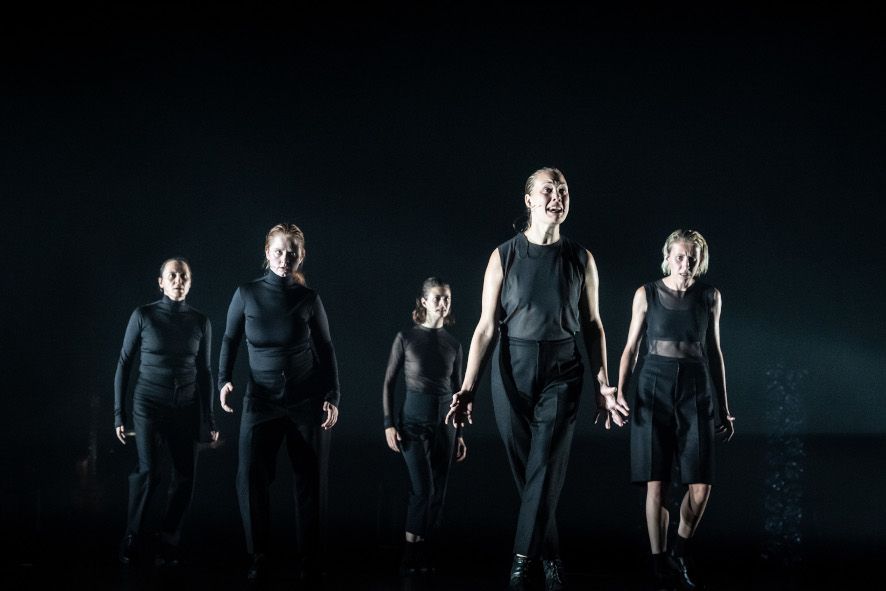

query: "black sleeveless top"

left=643, top=279, right=716, bottom=360
left=497, top=233, right=588, bottom=341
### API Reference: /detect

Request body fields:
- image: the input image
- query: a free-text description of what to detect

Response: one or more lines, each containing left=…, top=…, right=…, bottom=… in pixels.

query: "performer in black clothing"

left=218, top=223, right=340, bottom=583
left=114, top=257, right=218, bottom=566
left=382, top=277, right=466, bottom=574
left=447, top=168, right=629, bottom=591
left=617, top=229, right=734, bottom=590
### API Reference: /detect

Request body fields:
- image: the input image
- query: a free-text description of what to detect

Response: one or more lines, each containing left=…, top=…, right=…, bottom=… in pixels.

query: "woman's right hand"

left=220, top=382, right=235, bottom=413
left=385, top=427, right=401, bottom=452
left=445, top=389, right=474, bottom=427
left=115, top=425, right=126, bottom=445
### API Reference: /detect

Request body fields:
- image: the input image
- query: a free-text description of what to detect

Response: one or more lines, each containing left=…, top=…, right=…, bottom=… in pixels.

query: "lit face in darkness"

left=525, top=171, right=569, bottom=226
left=266, top=234, right=302, bottom=278
left=666, top=241, right=700, bottom=280
left=421, top=285, right=452, bottom=326
left=158, top=260, right=192, bottom=302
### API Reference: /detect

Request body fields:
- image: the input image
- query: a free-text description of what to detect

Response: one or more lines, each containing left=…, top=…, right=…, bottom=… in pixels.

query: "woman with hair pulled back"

left=617, top=229, right=734, bottom=590
left=218, top=223, right=341, bottom=583
left=382, top=277, right=466, bottom=574
left=114, top=258, right=217, bottom=567
left=446, top=167, right=628, bottom=590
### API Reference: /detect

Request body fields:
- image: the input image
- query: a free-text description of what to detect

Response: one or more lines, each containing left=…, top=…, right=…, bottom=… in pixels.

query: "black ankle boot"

left=118, top=533, right=138, bottom=566
left=542, top=558, right=566, bottom=590
left=667, top=553, right=699, bottom=590
left=509, top=554, right=537, bottom=591
left=247, top=553, right=268, bottom=582
left=400, top=542, right=421, bottom=576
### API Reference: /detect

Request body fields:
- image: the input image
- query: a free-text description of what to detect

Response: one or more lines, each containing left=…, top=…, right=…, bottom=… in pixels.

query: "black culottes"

left=630, top=355, right=715, bottom=484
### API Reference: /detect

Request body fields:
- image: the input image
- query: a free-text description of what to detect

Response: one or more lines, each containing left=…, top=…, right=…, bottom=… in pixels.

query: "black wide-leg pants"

left=491, top=336, right=583, bottom=559
left=236, top=395, right=328, bottom=558
left=127, top=390, right=199, bottom=545
left=399, top=391, right=457, bottom=538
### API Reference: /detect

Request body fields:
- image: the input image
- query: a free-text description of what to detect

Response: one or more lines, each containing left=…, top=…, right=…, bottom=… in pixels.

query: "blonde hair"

left=660, top=229, right=709, bottom=276
left=263, top=223, right=307, bottom=285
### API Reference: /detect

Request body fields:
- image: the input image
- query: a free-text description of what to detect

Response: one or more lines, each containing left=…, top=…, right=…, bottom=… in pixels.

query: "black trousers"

left=236, top=395, right=328, bottom=558
left=127, top=390, right=199, bottom=545
left=491, top=336, right=583, bottom=559
left=399, top=391, right=457, bottom=538
left=630, top=355, right=715, bottom=484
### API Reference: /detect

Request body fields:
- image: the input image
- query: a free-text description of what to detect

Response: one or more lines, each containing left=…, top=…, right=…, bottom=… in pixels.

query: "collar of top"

left=263, top=269, right=298, bottom=288
left=158, top=295, right=189, bottom=312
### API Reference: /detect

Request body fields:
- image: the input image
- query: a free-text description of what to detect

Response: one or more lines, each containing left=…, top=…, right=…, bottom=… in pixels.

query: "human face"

left=421, top=286, right=452, bottom=327
left=266, top=234, right=302, bottom=278
left=525, top=172, right=569, bottom=225
left=158, top=261, right=192, bottom=302
left=666, top=241, right=700, bottom=280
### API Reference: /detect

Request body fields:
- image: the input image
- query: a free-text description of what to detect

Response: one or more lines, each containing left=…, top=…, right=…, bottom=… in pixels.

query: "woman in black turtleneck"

left=114, top=257, right=217, bottom=567
left=218, top=223, right=340, bottom=583
left=382, top=277, right=466, bottom=574
left=446, top=167, right=630, bottom=591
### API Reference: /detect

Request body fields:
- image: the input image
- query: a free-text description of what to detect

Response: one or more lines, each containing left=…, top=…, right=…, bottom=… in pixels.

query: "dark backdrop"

left=2, top=3, right=883, bottom=585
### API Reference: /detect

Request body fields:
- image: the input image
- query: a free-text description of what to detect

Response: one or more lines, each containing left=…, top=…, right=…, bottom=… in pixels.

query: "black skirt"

left=630, top=354, right=715, bottom=484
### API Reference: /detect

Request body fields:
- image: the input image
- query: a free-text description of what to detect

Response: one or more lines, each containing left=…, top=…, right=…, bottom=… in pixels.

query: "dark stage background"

left=2, top=5, right=884, bottom=589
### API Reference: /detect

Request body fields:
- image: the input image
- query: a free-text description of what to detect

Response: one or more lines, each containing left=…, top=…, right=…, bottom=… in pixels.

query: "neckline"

left=521, top=232, right=562, bottom=248
left=159, top=295, right=188, bottom=311
left=264, top=270, right=298, bottom=287
left=657, top=278, right=698, bottom=293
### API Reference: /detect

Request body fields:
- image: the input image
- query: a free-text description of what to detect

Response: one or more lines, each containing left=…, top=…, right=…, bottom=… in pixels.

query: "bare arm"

left=579, top=251, right=629, bottom=429
left=445, top=249, right=503, bottom=426
left=707, top=289, right=734, bottom=441
left=616, top=287, right=648, bottom=398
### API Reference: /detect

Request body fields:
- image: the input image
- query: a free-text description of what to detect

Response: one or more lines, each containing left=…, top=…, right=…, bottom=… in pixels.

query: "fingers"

left=210, top=430, right=220, bottom=443
left=321, top=401, right=339, bottom=430
left=116, top=426, right=126, bottom=445
left=220, top=383, right=235, bottom=414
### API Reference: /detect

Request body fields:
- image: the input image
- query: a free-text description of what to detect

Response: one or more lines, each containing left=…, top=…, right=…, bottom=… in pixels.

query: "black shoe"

left=400, top=541, right=429, bottom=576
left=119, top=534, right=138, bottom=566
left=247, top=553, right=268, bottom=582
left=542, top=558, right=566, bottom=590
left=154, top=541, right=183, bottom=568
left=667, top=554, right=699, bottom=590
left=509, top=554, right=538, bottom=591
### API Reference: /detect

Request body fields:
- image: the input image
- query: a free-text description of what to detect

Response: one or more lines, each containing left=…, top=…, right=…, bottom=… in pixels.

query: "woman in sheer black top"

left=617, top=229, right=734, bottom=590
left=382, top=277, right=465, bottom=574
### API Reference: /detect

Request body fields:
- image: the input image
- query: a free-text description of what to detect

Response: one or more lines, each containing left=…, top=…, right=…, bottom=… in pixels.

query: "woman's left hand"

left=322, top=401, right=339, bottom=430
left=455, top=437, right=467, bottom=462
left=717, top=413, right=735, bottom=442
left=210, top=430, right=219, bottom=443
left=594, top=385, right=629, bottom=429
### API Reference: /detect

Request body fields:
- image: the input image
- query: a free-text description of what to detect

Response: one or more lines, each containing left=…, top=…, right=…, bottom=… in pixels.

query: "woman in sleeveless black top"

left=114, top=258, right=218, bottom=566
left=382, top=277, right=466, bottom=574
left=447, top=167, right=629, bottom=590
left=617, top=229, right=734, bottom=590
left=218, top=223, right=341, bottom=583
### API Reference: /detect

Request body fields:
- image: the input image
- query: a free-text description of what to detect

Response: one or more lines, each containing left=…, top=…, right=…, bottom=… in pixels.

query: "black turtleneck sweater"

left=218, top=271, right=341, bottom=406
left=114, top=296, right=214, bottom=430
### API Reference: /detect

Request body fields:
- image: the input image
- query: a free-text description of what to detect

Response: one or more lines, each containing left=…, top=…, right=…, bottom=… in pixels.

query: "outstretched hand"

left=594, top=385, right=630, bottom=429
left=445, top=389, right=473, bottom=428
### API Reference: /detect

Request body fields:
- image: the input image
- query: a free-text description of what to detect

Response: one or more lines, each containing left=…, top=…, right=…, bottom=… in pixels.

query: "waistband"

left=644, top=354, right=707, bottom=365
left=504, top=335, right=576, bottom=347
